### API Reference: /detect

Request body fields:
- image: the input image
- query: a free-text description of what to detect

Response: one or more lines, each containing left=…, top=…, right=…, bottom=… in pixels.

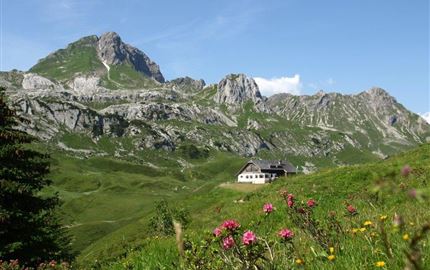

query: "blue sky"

left=1, top=0, right=429, bottom=116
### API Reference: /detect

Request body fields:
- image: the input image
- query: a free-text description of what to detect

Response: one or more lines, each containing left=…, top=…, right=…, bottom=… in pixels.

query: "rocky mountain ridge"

left=1, top=32, right=429, bottom=170
left=97, top=32, right=165, bottom=83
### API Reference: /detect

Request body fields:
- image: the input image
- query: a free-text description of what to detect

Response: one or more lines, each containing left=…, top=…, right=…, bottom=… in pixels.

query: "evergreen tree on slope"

left=0, top=87, right=73, bottom=266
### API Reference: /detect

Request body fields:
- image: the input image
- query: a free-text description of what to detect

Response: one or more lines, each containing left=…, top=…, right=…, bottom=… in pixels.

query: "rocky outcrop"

left=214, top=74, right=263, bottom=105
left=10, top=94, right=130, bottom=140
left=100, top=102, right=236, bottom=126
left=68, top=76, right=101, bottom=94
left=362, top=87, right=398, bottom=114
left=0, top=71, right=24, bottom=89
left=97, top=32, right=165, bottom=83
left=168, top=77, right=206, bottom=91
left=22, top=73, right=60, bottom=90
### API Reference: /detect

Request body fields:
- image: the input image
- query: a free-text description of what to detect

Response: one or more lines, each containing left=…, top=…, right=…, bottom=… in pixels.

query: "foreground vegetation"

left=0, top=87, right=73, bottom=268
left=104, top=143, right=430, bottom=269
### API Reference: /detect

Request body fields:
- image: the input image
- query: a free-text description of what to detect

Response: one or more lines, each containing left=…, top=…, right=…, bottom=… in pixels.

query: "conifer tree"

left=0, top=87, right=73, bottom=266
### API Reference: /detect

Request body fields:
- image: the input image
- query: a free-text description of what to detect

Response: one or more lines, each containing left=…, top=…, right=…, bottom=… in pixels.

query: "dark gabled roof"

left=251, top=160, right=297, bottom=173
left=236, top=159, right=297, bottom=175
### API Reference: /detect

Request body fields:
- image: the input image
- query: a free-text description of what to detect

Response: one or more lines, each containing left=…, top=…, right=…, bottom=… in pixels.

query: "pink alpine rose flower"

left=287, top=194, right=295, bottom=208
left=278, top=228, right=294, bottom=240
left=347, top=204, right=357, bottom=214
left=408, top=189, right=417, bottom=198
left=263, top=203, right=274, bottom=214
left=242, top=230, right=257, bottom=245
left=222, top=235, right=235, bottom=250
left=213, top=227, right=222, bottom=237
left=401, top=165, right=412, bottom=177
left=222, top=219, right=240, bottom=231
left=307, top=199, right=316, bottom=208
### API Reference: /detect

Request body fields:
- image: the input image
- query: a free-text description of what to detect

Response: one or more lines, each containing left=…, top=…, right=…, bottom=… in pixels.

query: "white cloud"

left=254, top=74, right=302, bottom=96
left=420, top=112, right=430, bottom=124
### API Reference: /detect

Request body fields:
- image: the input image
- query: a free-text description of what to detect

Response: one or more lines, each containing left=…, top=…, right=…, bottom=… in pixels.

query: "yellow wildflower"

left=364, top=220, right=373, bottom=226
left=359, top=227, right=367, bottom=232
left=352, top=228, right=359, bottom=233
left=409, top=222, right=415, bottom=226
left=295, top=258, right=304, bottom=265
left=403, top=233, right=409, bottom=241
left=379, top=215, right=387, bottom=221
left=375, top=261, right=385, bottom=267
left=328, top=255, right=335, bottom=261
left=329, top=247, right=335, bottom=254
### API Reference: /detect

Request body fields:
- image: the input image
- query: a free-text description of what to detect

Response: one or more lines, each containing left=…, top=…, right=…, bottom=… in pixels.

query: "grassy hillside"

left=99, top=64, right=159, bottom=89
left=29, top=36, right=104, bottom=81
left=102, top=143, right=430, bottom=269
left=39, top=144, right=247, bottom=265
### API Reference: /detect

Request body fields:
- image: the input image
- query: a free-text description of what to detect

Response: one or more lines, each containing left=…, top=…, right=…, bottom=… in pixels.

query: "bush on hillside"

left=149, top=200, right=190, bottom=236
left=178, top=145, right=209, bottom=160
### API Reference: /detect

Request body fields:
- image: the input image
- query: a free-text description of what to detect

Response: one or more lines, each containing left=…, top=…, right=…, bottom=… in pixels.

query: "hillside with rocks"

left=1, top=32, right=429, bottom=171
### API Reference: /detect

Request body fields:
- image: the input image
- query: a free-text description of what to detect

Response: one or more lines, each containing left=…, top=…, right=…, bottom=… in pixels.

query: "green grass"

left=40, top=145, right=246, bottom=265
left=30, top=36, right=104, bottom=81
left=100, top=64, right=159, bottom=89
left=60, top=133, right=97, bottom=150
left=103, top=143, right=430, bottom=269
left=219, top=182, right=266, bottom=192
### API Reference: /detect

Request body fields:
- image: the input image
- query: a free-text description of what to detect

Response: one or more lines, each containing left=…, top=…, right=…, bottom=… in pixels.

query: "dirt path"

left=65, top=216, right=135, bottom=228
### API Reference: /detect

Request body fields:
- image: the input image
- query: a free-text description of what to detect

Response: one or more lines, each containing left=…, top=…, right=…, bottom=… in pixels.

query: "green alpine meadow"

left=1, top=1, right=429, bottom=269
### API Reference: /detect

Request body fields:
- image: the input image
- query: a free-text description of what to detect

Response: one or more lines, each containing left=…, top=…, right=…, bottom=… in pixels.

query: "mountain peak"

left=365, top=87, right=396, bottom=103
left=214, top=73, right=262, bottom=105
left=96, top=32, right=165, bottom=83
left=367, top=87, right=390, bottom=97
left=100, top=31, right=121, bottom=40
left=97, top=32, right=125, bottom=66
left=97, top=32, right=122, bottom=55
left=29, top=31, right=165, bottom=84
